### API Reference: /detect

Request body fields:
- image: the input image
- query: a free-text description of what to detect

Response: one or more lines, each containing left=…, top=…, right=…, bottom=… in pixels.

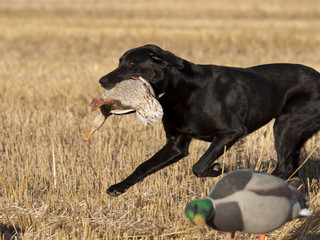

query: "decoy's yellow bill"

left=192, top=215, right=206, bottom=228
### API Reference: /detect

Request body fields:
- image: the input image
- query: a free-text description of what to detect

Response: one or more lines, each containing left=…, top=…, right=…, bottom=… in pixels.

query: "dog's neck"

left=158, top=65, right=197, bottom=103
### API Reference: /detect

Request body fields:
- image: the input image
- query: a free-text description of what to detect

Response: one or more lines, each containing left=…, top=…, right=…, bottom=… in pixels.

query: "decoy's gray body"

left=185, top=169, right=312, bottom=234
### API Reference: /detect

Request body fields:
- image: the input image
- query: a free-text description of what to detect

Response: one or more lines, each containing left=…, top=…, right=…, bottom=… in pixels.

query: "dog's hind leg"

left=273, top=102, right=320, bottom=179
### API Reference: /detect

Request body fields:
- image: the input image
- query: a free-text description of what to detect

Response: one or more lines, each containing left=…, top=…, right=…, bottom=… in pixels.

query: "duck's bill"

left=83, top=128, right=96, bottom=142
left=192, top=215, right=206, bottom=228
left=90, top=98, right=116, bottom=111
left=83, top=112, right=107, bottom=142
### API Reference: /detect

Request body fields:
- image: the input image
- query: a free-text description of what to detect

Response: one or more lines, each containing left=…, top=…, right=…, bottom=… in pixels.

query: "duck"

left=185, top=169, right=312, bottom=240
left=84, top=76, right=163, bottom=142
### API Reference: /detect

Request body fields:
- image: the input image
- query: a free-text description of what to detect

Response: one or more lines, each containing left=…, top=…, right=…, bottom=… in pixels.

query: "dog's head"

left=99, top=44, right=185, bottom=96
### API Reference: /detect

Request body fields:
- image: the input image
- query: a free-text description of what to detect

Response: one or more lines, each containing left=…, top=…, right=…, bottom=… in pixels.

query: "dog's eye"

left=127, top=61, right=136, bottom=67
left=150, top=54, right=162, bottom=63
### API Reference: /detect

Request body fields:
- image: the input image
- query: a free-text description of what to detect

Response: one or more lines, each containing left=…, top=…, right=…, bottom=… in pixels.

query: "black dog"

left=99, top=44, right=320, bottom=196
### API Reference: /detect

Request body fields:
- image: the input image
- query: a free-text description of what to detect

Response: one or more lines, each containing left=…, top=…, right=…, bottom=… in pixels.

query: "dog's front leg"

left=107, top=135, right=191, bottom=196
left=192, top=131, right=243, bottom=177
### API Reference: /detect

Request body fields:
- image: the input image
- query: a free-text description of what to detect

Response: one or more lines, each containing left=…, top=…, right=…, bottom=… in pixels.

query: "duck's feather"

left=246, top=172, right=303, bottom=200
left=101, top=78, right=163, bottom=125
left=208, top=169, right=253, bottom=199
left=110, top=109, right=135, bottom=114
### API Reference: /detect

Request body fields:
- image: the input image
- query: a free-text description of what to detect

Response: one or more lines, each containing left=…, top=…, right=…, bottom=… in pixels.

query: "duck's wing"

left=208, top=170, right=303, bottom=201
left=208, top=169, right=254, bottom=200
left=245, top=172, right=303, bottom=200
left=136, top=96, right=163, bottom=125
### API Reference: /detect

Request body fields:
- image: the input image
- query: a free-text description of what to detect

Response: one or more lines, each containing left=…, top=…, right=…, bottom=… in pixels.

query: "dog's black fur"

left=99, top=44, right=320, bottom=196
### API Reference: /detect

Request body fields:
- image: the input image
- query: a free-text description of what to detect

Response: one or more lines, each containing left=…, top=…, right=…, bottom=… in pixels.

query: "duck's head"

left=185, top=198, right=215, bottom=228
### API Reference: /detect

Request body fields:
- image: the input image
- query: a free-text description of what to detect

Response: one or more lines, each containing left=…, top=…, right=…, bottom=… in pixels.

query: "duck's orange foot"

left=259, top=233, right=266, bottom=240
left=132, top=76, right=140, bottom=80
left=89, top=98, right=116, bottom=111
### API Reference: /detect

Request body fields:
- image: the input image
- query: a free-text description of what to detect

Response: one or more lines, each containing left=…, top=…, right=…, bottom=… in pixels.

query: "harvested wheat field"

left=1, top=0, right=320, bottom=239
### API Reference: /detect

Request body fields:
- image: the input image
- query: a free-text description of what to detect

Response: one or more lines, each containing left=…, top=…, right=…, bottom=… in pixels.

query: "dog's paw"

left=107, top=183, right=128, bottom=197
left=287, top=177, right=303, bottom=189
left=212, top=162, right=229, bottom=175
left=193, top=162, right=229, bottom=177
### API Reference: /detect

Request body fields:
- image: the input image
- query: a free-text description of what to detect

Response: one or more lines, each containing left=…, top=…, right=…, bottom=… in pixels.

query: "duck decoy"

left=185, top=169, right=312, bottom=240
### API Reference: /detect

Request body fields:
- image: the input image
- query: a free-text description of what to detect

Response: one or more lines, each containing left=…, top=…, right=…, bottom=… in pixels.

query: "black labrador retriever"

left=99, top=44, right=320, bottom=196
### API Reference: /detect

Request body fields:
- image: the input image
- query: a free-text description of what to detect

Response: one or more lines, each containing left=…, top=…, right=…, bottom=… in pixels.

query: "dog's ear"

left=150, top=51, right=184, bottom=69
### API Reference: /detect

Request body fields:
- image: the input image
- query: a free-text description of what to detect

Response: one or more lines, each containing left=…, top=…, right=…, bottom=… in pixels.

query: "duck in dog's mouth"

left=84, top=76, right=164, bottom=142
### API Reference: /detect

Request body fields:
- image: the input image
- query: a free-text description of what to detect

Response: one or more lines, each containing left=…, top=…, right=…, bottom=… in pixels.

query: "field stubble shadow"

left=0, top=223, right=22, bottom=240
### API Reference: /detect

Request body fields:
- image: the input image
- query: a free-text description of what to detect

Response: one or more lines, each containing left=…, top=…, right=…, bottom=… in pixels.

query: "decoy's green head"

left=185, top=199, right=214, bottom=227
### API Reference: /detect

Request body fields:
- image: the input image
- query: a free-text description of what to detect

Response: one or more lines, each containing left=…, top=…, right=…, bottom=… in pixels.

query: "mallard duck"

left=185, top=169, right=312, bottom=240
left=84, top=77, right=163, bottom=142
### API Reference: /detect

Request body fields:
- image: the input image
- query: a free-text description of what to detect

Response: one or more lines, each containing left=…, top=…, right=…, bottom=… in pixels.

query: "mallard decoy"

left=84, top=76, right=163, bottom=142
left=185, top=169, right=312, bottom=240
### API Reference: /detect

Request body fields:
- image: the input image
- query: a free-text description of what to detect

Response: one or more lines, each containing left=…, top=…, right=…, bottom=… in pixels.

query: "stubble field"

left=0, top=0, right=320, bottom=239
